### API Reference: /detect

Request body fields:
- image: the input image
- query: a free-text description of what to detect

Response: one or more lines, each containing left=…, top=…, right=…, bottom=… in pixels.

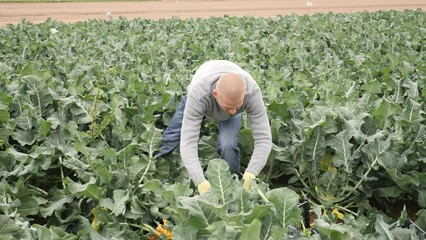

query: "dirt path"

left=0, top=0, right=425, bottom=27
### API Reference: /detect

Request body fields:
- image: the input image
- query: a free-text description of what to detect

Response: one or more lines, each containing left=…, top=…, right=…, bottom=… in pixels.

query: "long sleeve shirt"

left=180, top=60, right=272, bottom=185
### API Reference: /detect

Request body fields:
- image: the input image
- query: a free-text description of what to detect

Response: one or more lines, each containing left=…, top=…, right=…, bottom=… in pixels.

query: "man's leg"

left=217, top=114, right=241, bottom=172
left=156, top=96, right=187, bottom=157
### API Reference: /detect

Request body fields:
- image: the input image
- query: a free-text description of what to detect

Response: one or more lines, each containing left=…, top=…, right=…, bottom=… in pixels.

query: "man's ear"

left=212, top=88, right=218, bottom=97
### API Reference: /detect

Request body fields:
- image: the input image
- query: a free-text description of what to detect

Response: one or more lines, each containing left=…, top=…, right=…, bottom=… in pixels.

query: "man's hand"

left=197, top=180, right=211, bottom=194
left=242, top=172, right=256, bottom=190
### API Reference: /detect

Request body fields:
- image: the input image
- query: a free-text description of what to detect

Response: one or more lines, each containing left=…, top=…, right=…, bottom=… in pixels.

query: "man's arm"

left=245, top=89, right=273, bottom=176
left=180, top=96, right=206, bottom=186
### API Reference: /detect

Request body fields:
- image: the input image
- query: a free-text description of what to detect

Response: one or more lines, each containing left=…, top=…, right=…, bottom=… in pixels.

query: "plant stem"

left=265, top=155, right=275, bottom=182
left=257, top=188, right=269, bottom=203
left=347, top=141, right=389, bottom=199
left=336, top=205, right=358, bottom=217
left=90, top=86, right=101, bottom=140
left=59, top=157, right=66, bottom=189
left=295, top=169, right=310, bottom=190
left=28, top=184, right=48, bottom=196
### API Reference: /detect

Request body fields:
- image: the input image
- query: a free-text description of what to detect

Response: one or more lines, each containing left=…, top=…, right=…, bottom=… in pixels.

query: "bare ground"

left=0, top=0, right=425, bottom=27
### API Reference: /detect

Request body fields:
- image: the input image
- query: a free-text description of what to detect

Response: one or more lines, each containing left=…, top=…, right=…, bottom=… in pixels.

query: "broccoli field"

left=0, top=9, right=425, bottom=239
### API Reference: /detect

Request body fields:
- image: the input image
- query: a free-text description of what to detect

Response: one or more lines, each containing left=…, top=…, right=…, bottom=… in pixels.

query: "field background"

left=0, top=0, right=425, bottom=27
left=1, top=0, right=425, bottom=239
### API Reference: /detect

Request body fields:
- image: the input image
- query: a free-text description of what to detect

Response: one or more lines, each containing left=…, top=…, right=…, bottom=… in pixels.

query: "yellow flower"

left=149, top=219, right=173, bottom=240
left=332, top=208, right=344, bottom=220
left=91, top=209, right=100, bottom=232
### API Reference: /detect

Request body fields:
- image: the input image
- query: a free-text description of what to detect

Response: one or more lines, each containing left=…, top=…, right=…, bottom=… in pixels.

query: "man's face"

left=213, top=89, right=243, bottom=115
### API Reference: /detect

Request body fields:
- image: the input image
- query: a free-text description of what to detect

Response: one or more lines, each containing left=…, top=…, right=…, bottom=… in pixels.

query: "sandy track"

left=0, top=0, right=425, bottom=27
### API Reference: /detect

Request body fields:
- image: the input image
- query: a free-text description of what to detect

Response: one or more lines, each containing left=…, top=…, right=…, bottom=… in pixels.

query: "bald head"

left=213, top=73, right=246, bottom=115
left=216, top=73, right=246, bottom=100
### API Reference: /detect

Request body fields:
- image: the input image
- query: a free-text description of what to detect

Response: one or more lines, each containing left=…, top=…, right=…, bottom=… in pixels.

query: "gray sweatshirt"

left=180, top=60, right=272, bottom=185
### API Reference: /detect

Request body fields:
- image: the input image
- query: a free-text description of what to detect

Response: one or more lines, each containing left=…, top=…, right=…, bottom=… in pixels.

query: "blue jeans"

left=158, top=96, right=241, bottom=173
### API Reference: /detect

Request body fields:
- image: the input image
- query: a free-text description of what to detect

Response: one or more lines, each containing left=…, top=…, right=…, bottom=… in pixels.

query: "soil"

left=0, top=0, right=425, bottom=27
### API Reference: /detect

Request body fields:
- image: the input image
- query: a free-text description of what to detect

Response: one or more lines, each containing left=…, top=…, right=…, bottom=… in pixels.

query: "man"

left=157, top=60, right=272, bottom=194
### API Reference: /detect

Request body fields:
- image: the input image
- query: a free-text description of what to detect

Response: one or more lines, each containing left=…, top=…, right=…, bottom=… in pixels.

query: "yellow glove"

left=242, top=172, right=256, bottom=190
left=197, top=180, right=211, bottom=195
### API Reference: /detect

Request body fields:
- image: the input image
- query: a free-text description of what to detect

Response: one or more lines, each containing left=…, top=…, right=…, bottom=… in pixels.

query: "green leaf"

left=12, top=129, right=36, bottom=146
left=373, top=98, right=402, bottom=129
left=207, top=221, right=239, bottom=239
left=20, top=61, right=51, bottom=79
left=401, top=79, right=419, bottom=98
left=31, top=224, right=53, bottom=240
left=240, top=219, right=262, bottom=240
left=417, top=190, right=426, bottom=208
left=198, top=134, right=220, bottom=161
left=69, top=100, right=92, bottom=124
left=139, top=123, right=163, bottom=157
left=205, top=159, right=235, bottom=205
left=18, top=196, right=42, bottom=216
left=238, top=129, right=254, bottom=155
left=303, top=106, right=334, bottom=133
left=130, top=155, right=148, bottom=181
left=0, top=109, right=10, bottom=124
left=244, top=204, right=272, bottom=224
left=47, top=127, right=77, bottom=157
left=260, top=215, right=274, bottom=240
left=39, top=119, right=52, bottom=137
left=178, top=196, right=223, bottom=233
left=375, top=214, right=393, bottom=239
left=229, top=187, right=251, bottom=217
left=172, top=225, right=198, bottom=240
left=91, top=205, right=117, bottom=228
left=397, top=98, right=424, bottom=124
left=40, top=189, right=73, bottom=218
left=398, top=205, right=408, bottom=227
left=306, top=126, right=326, bottom=180
left=268, top=101, right=289, bottom=120
left=375, top=186, right=404, bottom=199
left=390, top=227, right=413, bottom=240
left=65, top=177, right=104, bottom=200
left=0, top=215, right=20, bottom=235
left=15, top=109, right=35, bottom=130
left=22, top=75, right=53, bottom=117
left=270, top=225, right=287, bottom=240
left=99, top=189, right=130, bottom=216
left=327, top=130, right=354, bottom=173
left=314, top=218, right=363, bottom=239
left=265, top=187, right=301, bottom=229
left=378, top=151, right=420, bottom=188
left=31, top=225, right=78, bottom=240
left=361, top=137, right=391, bottom=174
left=0, top=62, right=13, bottom=73
left=415, top=209, right=426, bottom=231
left=0, top=179, right=39, bottom=198
left=143, top=92, right=171, bottom=122
left=361, top=80, right=383, bottom=94
left=78, top=215, right=105, bottom=240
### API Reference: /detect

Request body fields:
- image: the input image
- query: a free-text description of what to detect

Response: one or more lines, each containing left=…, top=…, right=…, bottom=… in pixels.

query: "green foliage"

left=166, top=159, right=302, bottom=239
left=0, top=9, right=425, bottom=238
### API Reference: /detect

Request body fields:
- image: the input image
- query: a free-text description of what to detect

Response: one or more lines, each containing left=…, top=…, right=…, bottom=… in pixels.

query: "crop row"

left=0, top=9, right=425, bottom=239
